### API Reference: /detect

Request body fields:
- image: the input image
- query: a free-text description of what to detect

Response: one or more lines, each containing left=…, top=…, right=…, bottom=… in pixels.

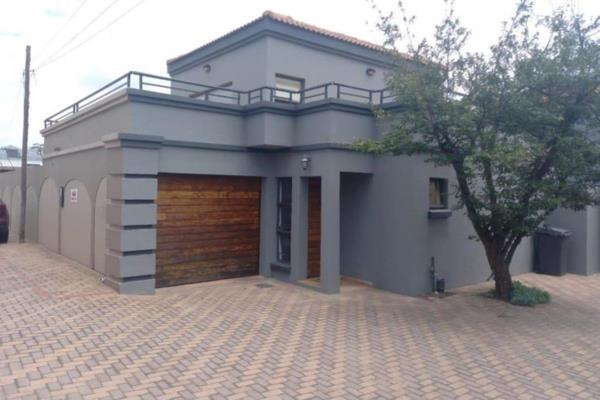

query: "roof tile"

left=169, top=11, right=409, bottom=65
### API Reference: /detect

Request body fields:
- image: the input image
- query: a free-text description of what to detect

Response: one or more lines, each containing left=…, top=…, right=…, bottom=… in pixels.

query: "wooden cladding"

left=307, top=177, right=321, bottom=279
left=156, top=174, right=261, bottom=288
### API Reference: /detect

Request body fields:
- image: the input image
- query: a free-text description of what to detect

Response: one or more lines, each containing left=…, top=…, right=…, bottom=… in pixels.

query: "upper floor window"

left=429, top=178, right=448, bottom=209
left=275, top=74, right=304, bottom=103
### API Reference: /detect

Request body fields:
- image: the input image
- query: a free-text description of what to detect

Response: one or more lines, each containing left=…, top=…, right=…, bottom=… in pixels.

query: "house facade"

left=1, top=11, right=595, bottom=295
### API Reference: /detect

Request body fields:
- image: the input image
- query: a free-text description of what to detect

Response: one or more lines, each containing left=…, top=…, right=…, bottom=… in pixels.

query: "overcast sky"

left=1, top=0, right=598, bottom=146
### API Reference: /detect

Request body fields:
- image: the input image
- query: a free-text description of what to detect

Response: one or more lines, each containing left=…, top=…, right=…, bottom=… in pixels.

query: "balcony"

left=44, top=71, right=397, bottom=128
left=41, top=72, right=399, bottom=153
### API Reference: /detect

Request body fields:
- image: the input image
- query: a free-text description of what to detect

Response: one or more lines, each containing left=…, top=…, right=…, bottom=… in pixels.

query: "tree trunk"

left=484, top=240, right=513, bottom=300
left=492, top=260, right=513, bottom=300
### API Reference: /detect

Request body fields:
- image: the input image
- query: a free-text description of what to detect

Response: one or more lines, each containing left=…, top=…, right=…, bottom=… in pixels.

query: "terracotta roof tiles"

left=261, top=10, right=388, bottom=53
left=169, top=11, right=409, bottom=65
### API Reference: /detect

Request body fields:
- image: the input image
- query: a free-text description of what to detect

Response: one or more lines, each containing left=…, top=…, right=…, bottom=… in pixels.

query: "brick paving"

left=1, top=243, right=600, bottom=399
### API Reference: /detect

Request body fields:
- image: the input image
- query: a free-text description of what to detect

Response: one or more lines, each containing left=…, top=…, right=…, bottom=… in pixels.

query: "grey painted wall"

left=264, top=37, right=390, bottom=90
left=60, top=180, right=92, bottom=267
left=129, top=100, right=245, bottom=145
left=25, top=186, right=38, bottom=242
left=94, top=178, right=108, bottom=274
left=169, top=33, right=390, bottom=92
left=587, top=207, right=600, bottom=275
left=2, top=186, right=10, bottom=214
left=43, top=97, right=130, bottom=152
left=38, top=178, right=60, bottom=252
left=10, top=187, right=20, bottom=235
left=546, top=207, right=600, bottom=275
left=339, top=155, right=532, bottom=295
left=0, top=148, right=108, bottom=270
left=42, top=90, right=381, bottom=155
left=171, top=37, right=268, bottom=90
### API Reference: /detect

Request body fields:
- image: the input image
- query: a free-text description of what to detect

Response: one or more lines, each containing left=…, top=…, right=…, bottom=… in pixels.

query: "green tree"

left=358, top=0, right=600, bottom=299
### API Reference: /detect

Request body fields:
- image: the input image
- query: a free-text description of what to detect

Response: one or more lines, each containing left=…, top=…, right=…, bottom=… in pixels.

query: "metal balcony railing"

left=44, top=71, right=397, bottom=128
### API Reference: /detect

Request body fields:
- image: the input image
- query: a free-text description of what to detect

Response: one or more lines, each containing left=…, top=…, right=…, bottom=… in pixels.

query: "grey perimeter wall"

left=0, top=149, right=108, bottom=265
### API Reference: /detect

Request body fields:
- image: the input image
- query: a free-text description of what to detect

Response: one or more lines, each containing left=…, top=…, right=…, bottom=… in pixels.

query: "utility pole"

left=19, top=45, right=30, bottom=243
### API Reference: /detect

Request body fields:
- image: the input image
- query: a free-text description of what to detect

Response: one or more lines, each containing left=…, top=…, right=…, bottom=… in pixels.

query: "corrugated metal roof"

left=0, top=146, right=43, bottom=171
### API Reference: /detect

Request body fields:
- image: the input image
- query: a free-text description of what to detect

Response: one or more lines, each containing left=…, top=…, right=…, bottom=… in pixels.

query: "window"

left=275, top=74, right=304, bottom=103
left=277, top=178, right=292, bottom=263
left=429, top=178, right=448, bottom=209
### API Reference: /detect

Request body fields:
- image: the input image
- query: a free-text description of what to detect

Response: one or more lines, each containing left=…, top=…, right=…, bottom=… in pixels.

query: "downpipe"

left=430, top=257, right=446, bottom=294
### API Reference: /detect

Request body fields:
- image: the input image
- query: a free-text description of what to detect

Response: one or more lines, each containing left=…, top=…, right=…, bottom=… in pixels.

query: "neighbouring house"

left=0, top=145, right=43, bottom=172
left=0, top=11, right=596, bottom=295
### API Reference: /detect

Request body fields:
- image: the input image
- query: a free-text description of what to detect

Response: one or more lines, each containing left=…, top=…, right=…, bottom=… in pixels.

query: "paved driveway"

left=1, top=244, right=600, bottom=399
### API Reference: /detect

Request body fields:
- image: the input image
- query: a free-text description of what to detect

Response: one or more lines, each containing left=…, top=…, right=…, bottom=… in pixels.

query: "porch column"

left=259, top=177, right=278, bottom=277
left=290, top=176, right=308, bottom=281
left=102, top=133, right=163, bottom=295
left=320, top=171, right=341, bottom=294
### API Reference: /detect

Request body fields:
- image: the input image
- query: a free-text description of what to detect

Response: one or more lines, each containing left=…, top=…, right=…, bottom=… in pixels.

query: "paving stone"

left=1, top=243, right=600, bottom=399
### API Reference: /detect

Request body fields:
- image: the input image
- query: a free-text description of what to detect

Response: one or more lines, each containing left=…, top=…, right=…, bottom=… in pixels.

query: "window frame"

left=429, top=178, right=449, bottom=210
left=274, top=74, right=305, bottom=103
left=276, top=177, right=292, bottom=263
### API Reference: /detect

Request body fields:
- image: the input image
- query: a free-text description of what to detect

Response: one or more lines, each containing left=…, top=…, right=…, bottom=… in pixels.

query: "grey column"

left=290, top=176, right=308, bottom=281
left=259, top=177, right=278, bottom=277
left=320, top=171, right=341, bottom=294
left=102, top=133, right=163, bottom=295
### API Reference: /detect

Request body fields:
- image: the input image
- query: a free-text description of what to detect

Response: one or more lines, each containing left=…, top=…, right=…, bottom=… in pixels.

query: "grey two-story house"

left=4, top=11, right=594, bottom=296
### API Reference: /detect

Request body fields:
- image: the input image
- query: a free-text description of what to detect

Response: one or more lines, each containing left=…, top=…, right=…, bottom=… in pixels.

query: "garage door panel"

left=158, top=177, right=261, bottom=190
left=157, top=229, right=260, bottom=245
left=156, top=258, right=259, bottom=287
left=157, top=224, right=260, bottom=237
left=156, top=174, right=261, bottom=288
left=157, top=211, right=261, bottom=224
left=158, top=191, right=260, bottom=201
left=157, top=251, right=260, bottom=268
left=156, top=240, right=260, bottom=258
left=157, top=203, right=259, bottom=215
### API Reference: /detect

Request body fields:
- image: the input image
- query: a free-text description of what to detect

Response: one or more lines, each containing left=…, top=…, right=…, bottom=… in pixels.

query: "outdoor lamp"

left=301, top=155, right=311, bottom=170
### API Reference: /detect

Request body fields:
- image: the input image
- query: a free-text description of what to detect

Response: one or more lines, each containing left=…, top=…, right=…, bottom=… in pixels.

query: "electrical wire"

left=37, top=0, right=90, bottom=60
left=35, top=0, right=146, bottom=71
left=34, top=0, right=121, bottom=69
left=6, top=74, right=24, bottom=137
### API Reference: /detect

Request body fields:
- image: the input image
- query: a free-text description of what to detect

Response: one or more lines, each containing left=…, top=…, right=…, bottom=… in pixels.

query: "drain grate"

left=256, top=283, right=273, bottom=289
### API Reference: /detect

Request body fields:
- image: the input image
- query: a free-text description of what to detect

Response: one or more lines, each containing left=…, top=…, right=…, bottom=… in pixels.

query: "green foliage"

left=487, top=281, right=550, bottom=306
left=362, top=0, right=600, bottom=297
left=510, top=281, right=551, bottom=306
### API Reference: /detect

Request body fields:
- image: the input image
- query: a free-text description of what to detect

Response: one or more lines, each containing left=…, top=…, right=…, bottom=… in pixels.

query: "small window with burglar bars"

left=429, top=178, right=448, bottom=209
left=277, top=178, right=292, bottom=263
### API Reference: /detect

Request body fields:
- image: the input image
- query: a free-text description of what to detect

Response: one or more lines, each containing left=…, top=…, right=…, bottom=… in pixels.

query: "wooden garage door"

left=156, top=174, right=261, bottom=288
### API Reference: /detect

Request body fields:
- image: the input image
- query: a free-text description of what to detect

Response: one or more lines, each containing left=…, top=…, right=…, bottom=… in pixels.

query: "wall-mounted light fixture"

left=366, top=67, right=376, bottom=76
left=301, top=155, right=311, bottom=170
left=203, top=64, right=212, bottom=73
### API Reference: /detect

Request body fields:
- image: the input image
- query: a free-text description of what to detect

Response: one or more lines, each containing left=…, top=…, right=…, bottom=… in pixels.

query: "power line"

left=34, top=0, right=121, bottom=69
left=7, top=73, right=24, bottom=135
left=37, top=0, right=90, bottom=60
left=35, top=0, right=146, bottom=71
